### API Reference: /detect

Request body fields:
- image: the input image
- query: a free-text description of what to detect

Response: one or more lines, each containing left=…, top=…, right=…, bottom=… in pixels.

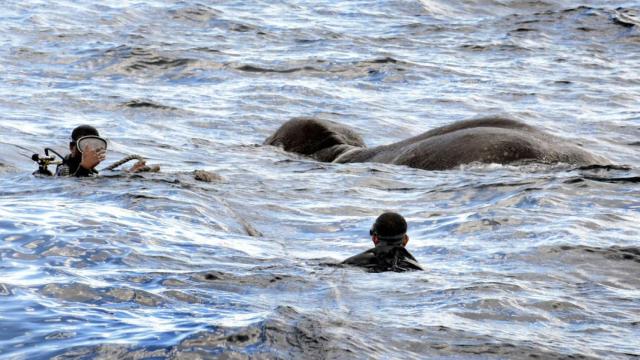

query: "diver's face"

left=70, top=142, right=79, bottom=158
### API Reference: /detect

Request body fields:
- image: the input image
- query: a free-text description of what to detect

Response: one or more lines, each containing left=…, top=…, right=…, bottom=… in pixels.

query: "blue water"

left=1, top=1, right=639, bottom=358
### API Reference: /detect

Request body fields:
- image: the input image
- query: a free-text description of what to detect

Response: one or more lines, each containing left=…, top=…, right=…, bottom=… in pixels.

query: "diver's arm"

left=72, top=148, right=104, bottom=177
left=79, top=148, right=104, bottom=170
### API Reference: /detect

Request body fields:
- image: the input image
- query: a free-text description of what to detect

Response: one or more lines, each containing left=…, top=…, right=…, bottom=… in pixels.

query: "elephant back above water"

left=265, top=117, right=608, bottom=170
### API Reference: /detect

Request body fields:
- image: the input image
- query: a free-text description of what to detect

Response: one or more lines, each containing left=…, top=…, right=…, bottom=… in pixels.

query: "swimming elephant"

left=264, top=117, right=608, bottom=170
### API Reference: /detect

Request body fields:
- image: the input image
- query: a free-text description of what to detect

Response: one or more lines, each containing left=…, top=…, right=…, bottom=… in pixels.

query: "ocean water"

left=0, top=0, right=639, bottom=358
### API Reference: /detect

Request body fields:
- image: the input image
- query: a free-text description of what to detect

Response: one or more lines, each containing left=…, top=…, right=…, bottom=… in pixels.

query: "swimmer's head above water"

left=56, top=125, right=107, bottom=177
left=70, top=125, right=105, bottom=156
left=341, top=211, right=422, bottom=272
left=370, top=212, right=409, bottom=248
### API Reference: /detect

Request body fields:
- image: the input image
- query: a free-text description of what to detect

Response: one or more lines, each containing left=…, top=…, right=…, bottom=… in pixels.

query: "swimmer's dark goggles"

left=71, top=136, right=108, bottom=154
left=370, top=228, right=405, bottom=243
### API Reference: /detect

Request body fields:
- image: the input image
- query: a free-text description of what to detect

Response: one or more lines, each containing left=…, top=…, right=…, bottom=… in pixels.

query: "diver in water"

left=31, top=124, right=157, bottom=177
left=342, top=212, right=423, bottom=272
left=55, top=125, right=107, bottom=177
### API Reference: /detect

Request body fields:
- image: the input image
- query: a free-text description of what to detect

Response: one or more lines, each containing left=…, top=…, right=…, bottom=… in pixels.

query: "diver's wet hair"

left=370, top=212, right=407, bottom=244
left=71, top=125, right=99, bottom=141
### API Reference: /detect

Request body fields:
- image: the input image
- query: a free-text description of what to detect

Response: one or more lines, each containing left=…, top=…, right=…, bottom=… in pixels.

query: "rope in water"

left=102, top=155, right=146, bottom=171
left=103, top=155, right=160, bottom=173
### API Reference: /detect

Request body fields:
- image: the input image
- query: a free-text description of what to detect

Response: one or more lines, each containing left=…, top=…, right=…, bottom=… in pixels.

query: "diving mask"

left=76, top=135, right=108, bottom=154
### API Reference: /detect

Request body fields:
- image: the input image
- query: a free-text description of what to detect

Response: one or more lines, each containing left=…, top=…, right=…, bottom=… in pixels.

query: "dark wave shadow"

left=550, top=245, right=640, bottom=263
left=46, top=305, right=603, bottom=359
left=234, top=57, right=408, bottom=77
left=121, top=100, right=179, bottom=111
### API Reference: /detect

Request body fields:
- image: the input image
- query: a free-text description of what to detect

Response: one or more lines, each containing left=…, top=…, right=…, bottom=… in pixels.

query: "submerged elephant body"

left=265, top=117, right=607, bottom=170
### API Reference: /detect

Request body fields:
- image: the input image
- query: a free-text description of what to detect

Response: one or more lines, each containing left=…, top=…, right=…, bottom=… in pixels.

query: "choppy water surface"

left=1, top=0, right=639, bottom=358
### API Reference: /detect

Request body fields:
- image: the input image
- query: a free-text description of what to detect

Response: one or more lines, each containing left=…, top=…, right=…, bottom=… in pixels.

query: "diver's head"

left=69, top=125, right=100, bottom=157
left=370, top=212, right=409, bottom=247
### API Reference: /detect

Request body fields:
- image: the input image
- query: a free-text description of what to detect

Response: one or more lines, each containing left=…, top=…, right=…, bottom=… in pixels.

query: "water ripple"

left=1, top=0, right=639, bottom=358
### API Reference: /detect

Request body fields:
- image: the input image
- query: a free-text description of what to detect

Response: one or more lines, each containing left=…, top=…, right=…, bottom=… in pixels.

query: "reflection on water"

left=1, top=0, right=639, bottom=358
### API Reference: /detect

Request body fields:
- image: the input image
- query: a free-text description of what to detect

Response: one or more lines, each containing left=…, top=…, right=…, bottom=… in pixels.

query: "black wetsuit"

left=55, top=154, right=97, bottom=177
left=342, top=244, right=423, bottom=273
